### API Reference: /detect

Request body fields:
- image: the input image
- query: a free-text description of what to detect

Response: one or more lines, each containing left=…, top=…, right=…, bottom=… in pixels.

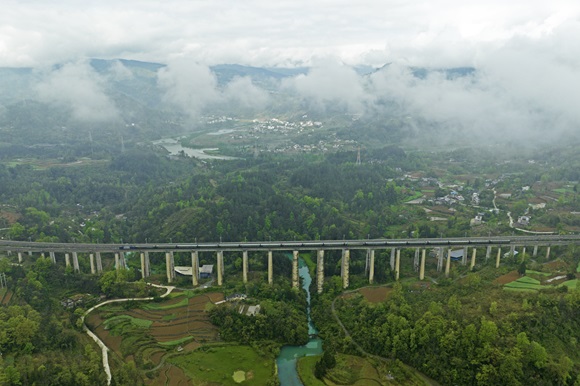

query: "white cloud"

left=35, top=61, right=119, bottom=122
left=222, top=77, right=269, bottom=111
left=283, top=59, right=367, bottom=112
left=108, top=60, right=134, bottom=81
left=0, top=0, right=578, bottom=68
left=157, top=59, right=220, bottom=118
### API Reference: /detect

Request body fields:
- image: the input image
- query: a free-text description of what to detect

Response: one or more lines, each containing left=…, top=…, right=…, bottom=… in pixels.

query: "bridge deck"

left=1, top=235, right=579, bottom=253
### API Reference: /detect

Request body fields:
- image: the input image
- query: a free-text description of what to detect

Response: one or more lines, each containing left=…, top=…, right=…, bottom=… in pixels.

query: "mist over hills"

left=0, top=58, right=577, bottom=150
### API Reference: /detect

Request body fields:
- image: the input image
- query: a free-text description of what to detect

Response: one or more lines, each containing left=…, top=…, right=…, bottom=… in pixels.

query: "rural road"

left=81, top=283, right=175, bottom=385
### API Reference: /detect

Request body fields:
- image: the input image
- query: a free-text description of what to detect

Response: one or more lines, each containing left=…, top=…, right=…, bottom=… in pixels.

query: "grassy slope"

left=168, top=345, right=275, bottom=386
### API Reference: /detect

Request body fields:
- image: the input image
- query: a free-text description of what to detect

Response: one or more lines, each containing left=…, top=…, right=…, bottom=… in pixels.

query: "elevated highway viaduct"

left=1, top=235, right=579, bottom=292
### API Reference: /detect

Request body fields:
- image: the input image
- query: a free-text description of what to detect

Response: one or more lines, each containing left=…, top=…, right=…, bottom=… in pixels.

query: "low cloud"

left=158, top=59, right=270, bottom=117
left=222, top=76, right=269, bottom=111
left=108, top=60, right=134, bottom=81
left=283, top=59, right=367, bottom=113
left=35, top=61, right=119, bottom=122
left=157, top=59, right=220, bottom=118
left=278, top=22, right=580, bottom=145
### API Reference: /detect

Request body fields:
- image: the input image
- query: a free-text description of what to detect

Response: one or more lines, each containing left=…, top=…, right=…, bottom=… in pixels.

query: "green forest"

left=1, top=137, right=580, bottom=385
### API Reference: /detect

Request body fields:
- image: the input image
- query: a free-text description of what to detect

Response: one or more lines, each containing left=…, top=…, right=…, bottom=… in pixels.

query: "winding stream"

left=276, top=259, right=323, bottom=385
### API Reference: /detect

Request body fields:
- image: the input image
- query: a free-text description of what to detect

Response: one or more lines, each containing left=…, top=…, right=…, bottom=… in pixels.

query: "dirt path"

left=81, top=283, right=175, bottom=385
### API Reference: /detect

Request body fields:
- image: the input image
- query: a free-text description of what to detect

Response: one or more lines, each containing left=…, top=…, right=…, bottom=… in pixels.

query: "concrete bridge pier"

left=414, top=248, right=420, bottom=272
left=365, top=249, right=370, bottom=275
left=533, top=245, right=538, bottom=257
left=115, top=253, right=120, bottom=270
left=341, top=249, right=350, bottom=288
left=496, top=247, right=502, bottom=268
left=462, top=247, right=468, bottom=266
left=41, top=253, right=45, bottom=259
left=292, top=250, right=299, bottom=288
left=521, top=247, right=526, bottom=261
left=419, top=249, right=426, bottom=280
left=437, top=247, right=444, bottom=272
left=190, top=251, right=199, bottom=286
left=268, top=251, right=273, bottom=285
left=317, top=249, right=324, bottom=293
left=17, top=252, right=23, bottom=264
left=395, top=249, right=401, bottom=281
left=486, top=246, right=491, bottom=260
left=546, top=246, right=551, bottom=260
left=28, top=250, right=32, bottom=256
left=96, top=252, right=103, bottom=273
left=65, top=253, right=71, bottom=268
left=445, top=249, right=451, bottom=278
left=139, top=253, right=146, bottom=279
left=510, top=246, right=515, bottom=258
left=90, top=253, right=96, bottom=274
left=217, top=251, right=224, bottom=286
left=143, top=251, right=150, bottom=278
left=470, top=248, right=477, bottom=270
left=242, top=251, right=249, bottom=283
left=390, top=248, right=395, bottom=271
left=49, top=251, right=56, bottom=264
left=368, top=249, right=375, bottom=284
left=72, top=252, right=80, bottom=273
left=165, top=252, right=175, bottom=283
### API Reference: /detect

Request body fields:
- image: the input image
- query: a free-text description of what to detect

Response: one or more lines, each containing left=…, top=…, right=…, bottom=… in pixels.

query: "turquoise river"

left=276, top=259, right=323, bottom=385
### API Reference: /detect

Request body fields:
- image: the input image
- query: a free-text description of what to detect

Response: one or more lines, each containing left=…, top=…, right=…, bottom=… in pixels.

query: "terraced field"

left=86, top=291, right=224, bottom=385
left=503, top=276, right=542, bottom=292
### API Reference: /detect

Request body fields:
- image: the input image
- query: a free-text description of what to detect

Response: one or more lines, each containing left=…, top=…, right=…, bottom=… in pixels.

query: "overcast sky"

left=1, top=0, right=579, bottom=68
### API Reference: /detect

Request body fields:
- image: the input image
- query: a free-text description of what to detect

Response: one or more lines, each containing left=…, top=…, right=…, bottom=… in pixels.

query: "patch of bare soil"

left=0, top=210, right=20, bottom=224
left=182, top=341, right=202, bottom=352
left=95, top=325, right=123, bottom=354
left=359, top=287, right=393, bottom=303
left=494, top=270, right=519, bottom=285
left=205, top=292, right=224, bottom=303
left=1, top=291, right=13, bottom=305
left=167, top=365, right=192, bottom=386
left=545, top=260, right=569, bottom=271
left=149, top=350, right=165, bottom=366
